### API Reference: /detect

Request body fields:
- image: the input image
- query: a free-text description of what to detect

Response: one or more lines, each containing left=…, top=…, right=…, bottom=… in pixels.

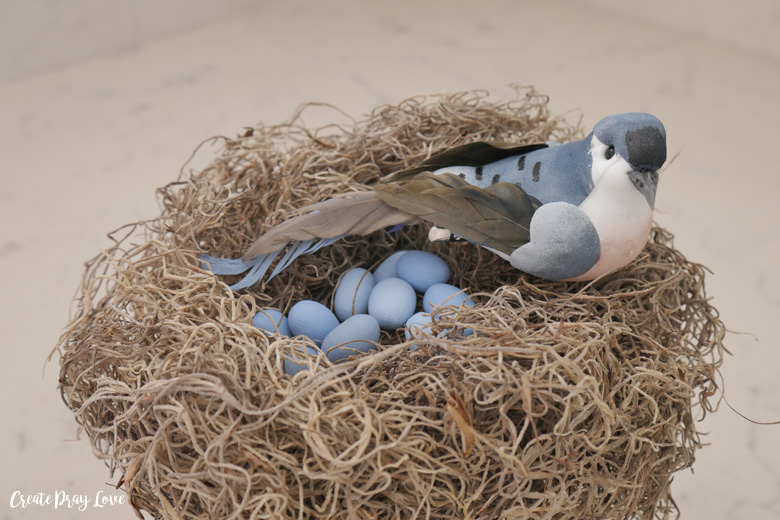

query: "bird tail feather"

left=201, top=191, right=416, bottom=290
left=243, top=191, right=414, bottom=259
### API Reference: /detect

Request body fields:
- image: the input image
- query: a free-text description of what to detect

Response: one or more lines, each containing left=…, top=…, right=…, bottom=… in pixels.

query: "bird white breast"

left=567, top=162, right=654, bottom=281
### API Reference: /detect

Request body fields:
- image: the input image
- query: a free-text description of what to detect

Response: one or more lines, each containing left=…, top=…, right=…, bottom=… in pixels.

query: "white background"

left=2, top=1, right=779, bottom=518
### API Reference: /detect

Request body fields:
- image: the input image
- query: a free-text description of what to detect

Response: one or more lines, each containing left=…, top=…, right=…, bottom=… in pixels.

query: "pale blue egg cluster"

left=254, top=298, right=379, bottom=375
left=252, top=250, right=476, bottom=375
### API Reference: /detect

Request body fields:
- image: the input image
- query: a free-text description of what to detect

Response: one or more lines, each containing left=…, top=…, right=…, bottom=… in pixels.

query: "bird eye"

left=605, top=146, right=615, bottom=160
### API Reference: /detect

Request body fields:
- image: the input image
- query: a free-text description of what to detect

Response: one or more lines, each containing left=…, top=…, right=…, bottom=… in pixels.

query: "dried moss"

left=54, top=87, right=725, bottom=519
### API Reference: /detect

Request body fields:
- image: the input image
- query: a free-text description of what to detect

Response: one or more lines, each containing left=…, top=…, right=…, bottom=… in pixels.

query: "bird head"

left=588, top=112, right=667, bottom=208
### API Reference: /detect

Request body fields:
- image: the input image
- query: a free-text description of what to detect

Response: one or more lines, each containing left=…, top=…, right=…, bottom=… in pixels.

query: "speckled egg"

left=333, top=268, right=376, bottom=322
left=283, top=345, right=321, bottom=376
left=373, top=251, right=409, bottom=282
left=252, top=308, right=291, bottom=336
left=321, top=314, right=381, bottom=363
left=404, top=311, right=433, bottom=341
left=422, top=283, right=475, bottom=313
left=287, top=300, right=340, bottom=345
left=396, top=251, right=450, bottom=292
left=367, top=277, right=417, bottom=330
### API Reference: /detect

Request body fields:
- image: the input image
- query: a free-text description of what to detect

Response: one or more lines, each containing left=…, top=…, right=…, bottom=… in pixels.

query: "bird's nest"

left=54, top=87, right=725, bottom=519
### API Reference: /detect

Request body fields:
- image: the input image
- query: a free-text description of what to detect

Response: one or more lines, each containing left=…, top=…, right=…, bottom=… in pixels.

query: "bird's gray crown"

left=593, top=112, right=667, bottom=172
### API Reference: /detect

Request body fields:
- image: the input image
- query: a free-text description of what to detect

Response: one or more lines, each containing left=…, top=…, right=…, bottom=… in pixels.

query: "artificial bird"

left=202, top=112, right=667, bottom=290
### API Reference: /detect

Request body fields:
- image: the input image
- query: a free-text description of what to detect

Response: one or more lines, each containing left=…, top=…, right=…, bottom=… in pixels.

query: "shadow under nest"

left=55, top=88, right=726, bottom=520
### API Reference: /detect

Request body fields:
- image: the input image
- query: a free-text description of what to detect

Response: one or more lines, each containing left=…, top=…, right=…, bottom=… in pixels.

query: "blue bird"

left=202, top=112, right=666, bottom=290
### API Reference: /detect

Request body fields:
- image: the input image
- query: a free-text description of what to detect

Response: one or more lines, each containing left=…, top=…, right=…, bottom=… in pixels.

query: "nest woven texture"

left=56, top=88, right=725, bottom=520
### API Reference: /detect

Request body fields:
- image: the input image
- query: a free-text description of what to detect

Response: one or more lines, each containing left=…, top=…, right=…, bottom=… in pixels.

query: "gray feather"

left=375, top=172, right=542, bottom=255
left=267, top=236, right=343, bottom=279
left=220, top=249, right=282, bottom=291
left=386, top=142, right=549, bottom=183
left=243, top=192, right=416, bottom=260
left=200, top=255, right=252, bottom=275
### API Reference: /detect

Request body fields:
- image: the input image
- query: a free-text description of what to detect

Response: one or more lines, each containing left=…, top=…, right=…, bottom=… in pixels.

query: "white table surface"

left=2, top=2, right=779, bottom=518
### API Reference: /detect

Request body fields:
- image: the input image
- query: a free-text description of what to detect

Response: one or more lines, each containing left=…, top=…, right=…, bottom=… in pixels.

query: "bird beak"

left=627, top=170, right=658, bottom=209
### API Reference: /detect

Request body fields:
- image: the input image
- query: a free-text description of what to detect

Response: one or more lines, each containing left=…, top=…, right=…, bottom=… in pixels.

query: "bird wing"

left=201, top=191, right=418, bottom=290
left=374, top=172, right=543, bottom=256
left=204, top=142, right=548, bottom=290
left=386, top=141, right=549, bottom=183
left=243, top=191, right=417, bottom=259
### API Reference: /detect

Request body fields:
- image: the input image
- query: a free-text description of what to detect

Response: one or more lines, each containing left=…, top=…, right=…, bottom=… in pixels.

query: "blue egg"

left=439, top=324, right=475, bottom=339
left=396, top=251, right=450, bottom=293
left=455, top=327, right=474, bottom=338
left=321, top=314, right=381, bottom=363
left=283, top=345, right=321, bottom=376
left=287, top=300, right=340, bottom=345
left=252, top=308, right=291, bottom=336
left=373, top=251, right=409, bottom=282
left=422, top=283, right=475, bottom=313
left=367, top=277, right=417, bottom=330
left=404, top=311, right=433, bottom=341
left=334, top=268, right=376, bottom=322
